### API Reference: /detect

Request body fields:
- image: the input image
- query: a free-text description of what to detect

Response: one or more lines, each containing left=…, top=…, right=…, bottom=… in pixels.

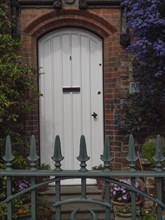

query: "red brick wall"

left=19, top=6, right=131, bottom=169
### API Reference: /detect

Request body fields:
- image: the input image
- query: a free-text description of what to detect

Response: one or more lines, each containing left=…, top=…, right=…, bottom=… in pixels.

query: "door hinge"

left=70, top=56, right=72, bottom=60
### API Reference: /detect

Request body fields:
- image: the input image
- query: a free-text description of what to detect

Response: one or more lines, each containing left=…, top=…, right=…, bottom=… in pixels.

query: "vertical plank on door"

left=39, top=38, right=54, bottom=165
left=81, top=35, right=91, bottom=169
left=71, top=33, right=82, bottom=169
left=52, top=35, right=64, bottom=168
left=62, top=34, right=73, bottom=169
left=90, top=38, right=103, bottom=166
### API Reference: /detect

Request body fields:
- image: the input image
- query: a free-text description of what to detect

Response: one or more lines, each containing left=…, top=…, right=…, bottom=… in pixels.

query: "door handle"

left=91, top=112, right=97, bottom=118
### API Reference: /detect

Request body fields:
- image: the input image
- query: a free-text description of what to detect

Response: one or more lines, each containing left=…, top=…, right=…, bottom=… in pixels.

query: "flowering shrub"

left=117, top=0, right=165, bottom=133
left=110, top=179, right=140, bottom=203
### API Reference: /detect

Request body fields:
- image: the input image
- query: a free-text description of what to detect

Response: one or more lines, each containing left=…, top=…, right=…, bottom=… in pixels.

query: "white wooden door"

left=38, top=29, right=103, bottom=180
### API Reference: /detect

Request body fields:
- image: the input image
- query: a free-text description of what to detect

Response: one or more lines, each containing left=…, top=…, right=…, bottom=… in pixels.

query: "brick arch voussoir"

left=32, top=19, right=111, bottom=40
left=24, top=9, right=117, bottom=38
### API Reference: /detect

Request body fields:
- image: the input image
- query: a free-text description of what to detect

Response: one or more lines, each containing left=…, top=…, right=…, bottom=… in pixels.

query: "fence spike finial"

left=77, top=135, right=90, bottom=171
left=153, top=135, right=165, bottom=171
left=126, top=134, right=138, bottom=171
left=101, top=136, right=113, bottom=171
left=3, top=135, right=15, bottom=170
left=52, top=135, right=64, bottom=171
left=27, top=135, right=39, bottom=170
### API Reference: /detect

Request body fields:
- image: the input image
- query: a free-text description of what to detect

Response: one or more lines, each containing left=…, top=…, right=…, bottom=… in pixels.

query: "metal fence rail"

left=0, top=134, right=165, bottom=220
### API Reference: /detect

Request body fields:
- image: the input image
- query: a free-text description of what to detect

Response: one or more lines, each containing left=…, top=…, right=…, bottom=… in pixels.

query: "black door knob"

left=91, top=112, right=97, bottom=118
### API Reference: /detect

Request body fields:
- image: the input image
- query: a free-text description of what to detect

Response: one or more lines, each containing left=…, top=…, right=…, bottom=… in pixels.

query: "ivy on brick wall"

left=117, top=0, right=165, bottom=134
left=0, top=0, right=39, bottom=158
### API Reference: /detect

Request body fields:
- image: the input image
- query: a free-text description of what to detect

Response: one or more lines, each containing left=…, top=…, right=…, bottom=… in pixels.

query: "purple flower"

left=112, top=191, right=116, bottom=196
left=18, top=180, right=29, bottom=191
left=13, top=179, right=30, bottom=192
left=110, top=178, right=140, bottom=203
left=123, top=194, right=128, bottom=201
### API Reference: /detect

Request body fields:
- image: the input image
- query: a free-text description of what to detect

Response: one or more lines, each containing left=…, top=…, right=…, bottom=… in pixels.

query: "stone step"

left=40, top=184, right=101, bottom=195
left=38, top=185, right=114, bottom=220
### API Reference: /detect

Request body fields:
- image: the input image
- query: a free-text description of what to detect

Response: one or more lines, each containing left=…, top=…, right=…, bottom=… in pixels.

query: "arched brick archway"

left=24, top=9, right=117, bottom=38
left=22, top=9, right=118, bottom=82
left=21, top=8, right=122, bottom=169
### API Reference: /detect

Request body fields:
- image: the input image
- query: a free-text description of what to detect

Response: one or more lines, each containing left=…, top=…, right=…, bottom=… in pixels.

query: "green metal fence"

left=0, top=134, right=165, bottom=220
